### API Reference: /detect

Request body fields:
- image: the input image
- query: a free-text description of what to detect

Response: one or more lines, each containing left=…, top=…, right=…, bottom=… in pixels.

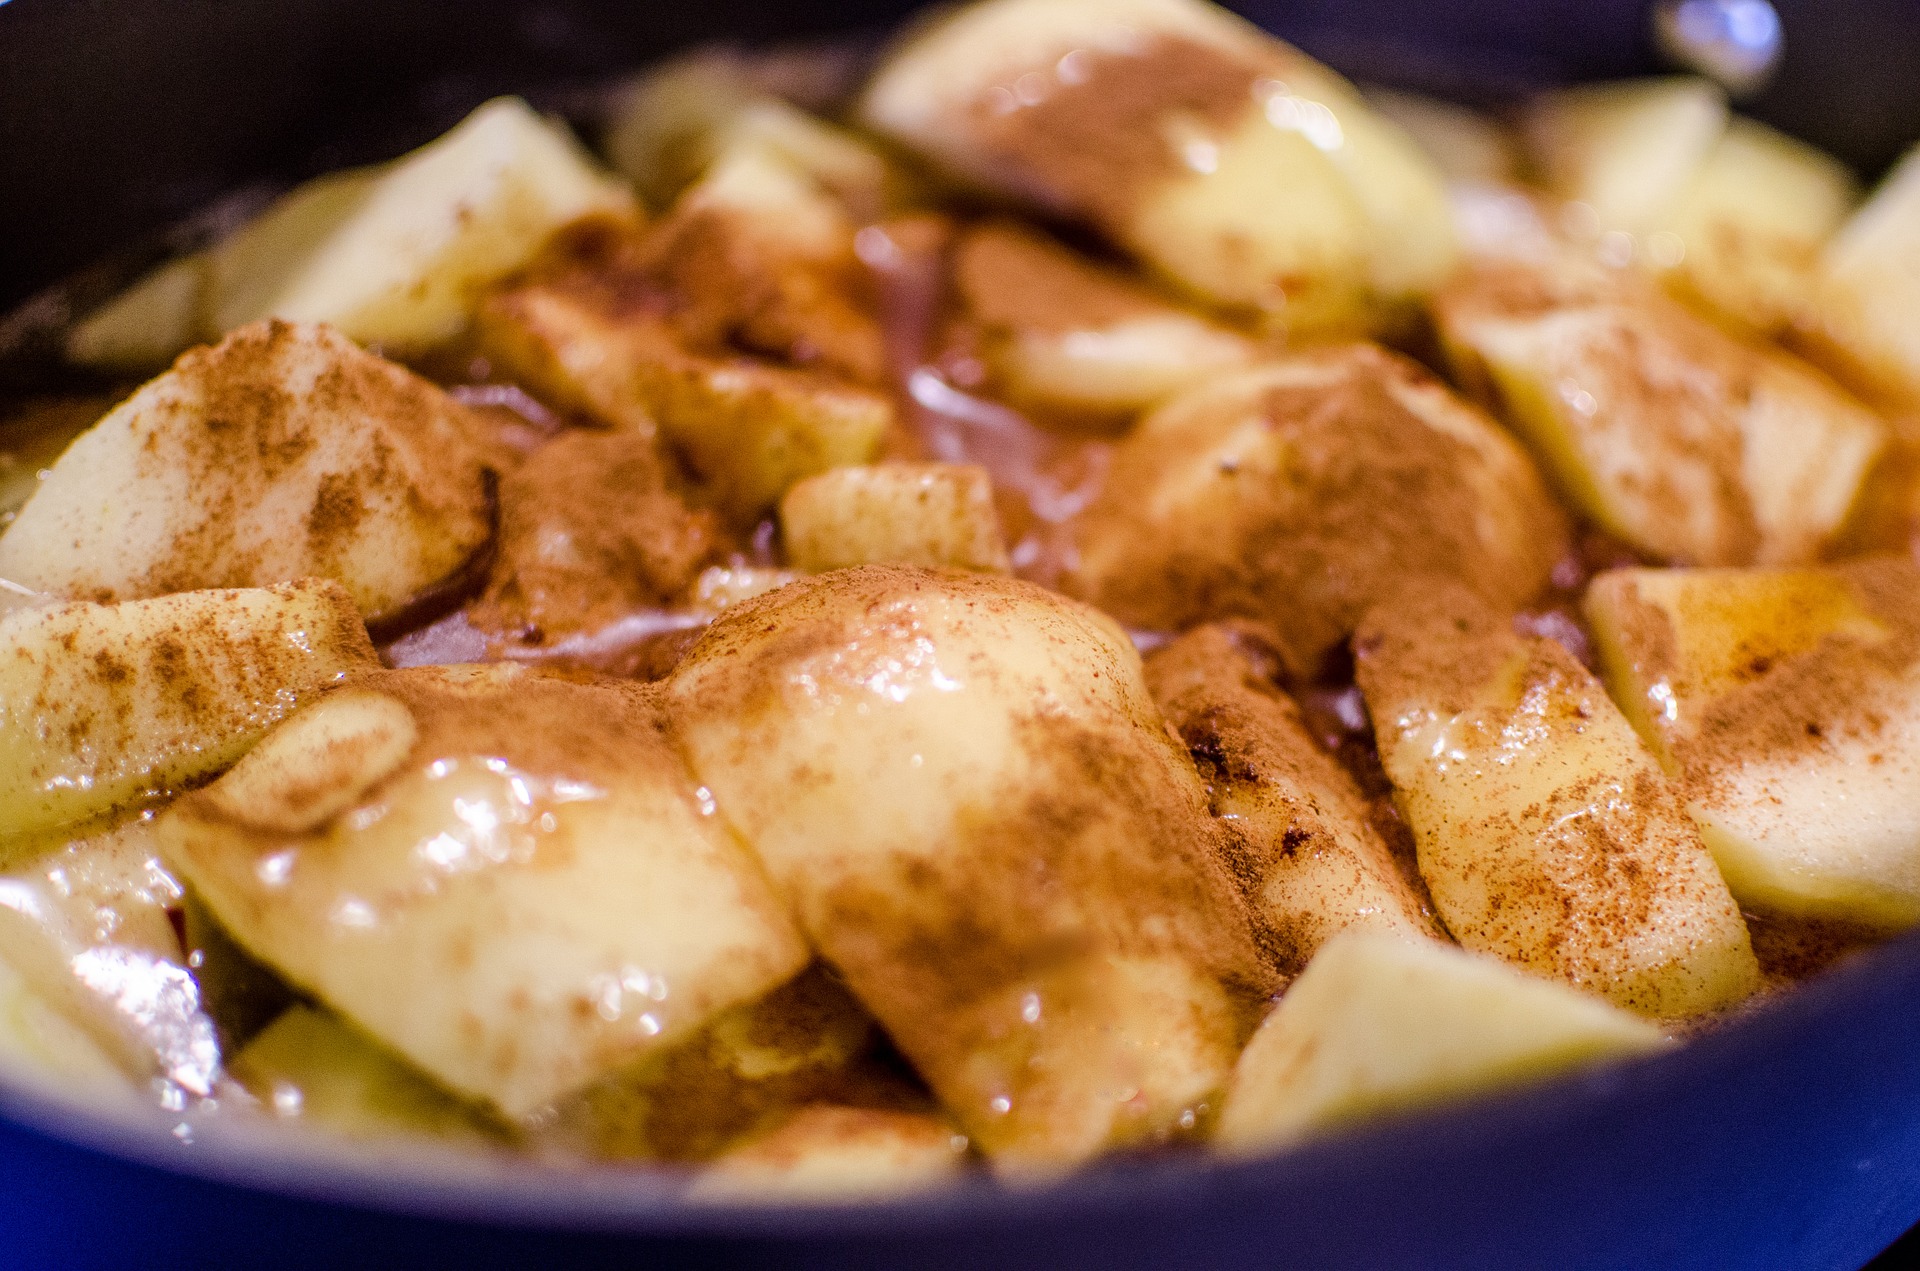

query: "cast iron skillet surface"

left=2, top=2, right=1920, bottom=1267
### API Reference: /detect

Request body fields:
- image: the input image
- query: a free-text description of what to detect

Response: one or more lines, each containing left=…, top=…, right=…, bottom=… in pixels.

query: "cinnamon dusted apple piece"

left=1143, top=625, right=1435, bottom=973
left=1217, top=930, right=1670, bottom=1155
left=779, top=463, right=1010, bottom=574
left=466, top=429, right=726, bottom=645
left=67, top=99, right=636, bottom=373
left=664, top=567, right=1276, bottom=1172
left=947, top=221, right=1254, bottom=423
left=1065, top=343, right=1566, bottom=679
left=1802, top=142, right=1920, bottom=412
left=476, top=160, right=893, bottom=519
left=860, top=0, right=1454, bottom=335
left=1354, top=583, right=1760, bottom=1018
left=0, top=579, right=375, bottom=838
left=1585, top=558, right=1920, bottom=929
left=1434, top=256, right=1887, bottom=567
left=539, top=964, right=924, bottom=1163
left=0, top=321, right=497, bottom=628
left=689, top=1106, right=970, bottom=1202
left=158, top=665, right=810, bottom=1119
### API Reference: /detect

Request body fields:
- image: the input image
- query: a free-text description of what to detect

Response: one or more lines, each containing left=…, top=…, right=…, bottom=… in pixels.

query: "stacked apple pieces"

left=20, top=0, right=1920, bottom=1197
left=1586, top=559, right=1920, bottom=928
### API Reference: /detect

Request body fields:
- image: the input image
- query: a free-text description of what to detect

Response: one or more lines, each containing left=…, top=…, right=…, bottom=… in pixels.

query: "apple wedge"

left=159, top=665, right=810, bottom=1119
left=207, top=98, right=637, bottom=357
left=690, top=1106, right=968, bottom=1201
left=948, top=221, right=1254, bottom=422
left=664, top=566, right=1274, bottom=1171
left=1521, top=76, right=1728, bottom=234
left=541, top=965, right=915, bottom=1163
left=0, top=321, right=497, bottom=626
left=1065, top=343, right=1566, bottom=678
left=1217, top=930, right=1670, bottom=1154
left=1144, top=625, right=1435, bottom=972
left=859, top=0, right=1454, bottom=335
left=1585, top=558, right=1920, bottom=929
left=467, top=429, right=725, bottom=644
left=0, top=579, right=375, bottom=839
left=1435, top=257, right=1887, bottom=566
left=476, top=185, right=893, bottom=520
left=230, top=1004, right=503, bottom=1146
left=65, top=253, right=211, bottom=375
left=779, top=463, right=1010, bottom=574
left=1803, top=142, right=1920, bottom=412
left=1355, top=583, right=1760, bottom=1017
left=606, top=49, right=914, bottom=220
left=1654, top=118, right=1858, bottom=338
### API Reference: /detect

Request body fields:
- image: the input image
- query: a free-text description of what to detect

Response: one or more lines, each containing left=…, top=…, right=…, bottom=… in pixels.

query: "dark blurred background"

left=2, top=0, right=1917, bottom=314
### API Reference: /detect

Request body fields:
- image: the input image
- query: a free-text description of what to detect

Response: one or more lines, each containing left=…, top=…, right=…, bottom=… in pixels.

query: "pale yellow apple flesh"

left=159, top=665, right=811, bottom=1119
left=1355, top=583, right=1760, bottom=1018
left=780, top=463, right=1011, bottom=575
left=1585, top=558, right=1920, bottom=928
left=1217, top=929, right=1671, bottom=1154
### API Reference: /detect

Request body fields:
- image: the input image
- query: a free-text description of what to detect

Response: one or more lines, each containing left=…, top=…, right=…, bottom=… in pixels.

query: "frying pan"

left=1, top=1, right=1918, bottom=1266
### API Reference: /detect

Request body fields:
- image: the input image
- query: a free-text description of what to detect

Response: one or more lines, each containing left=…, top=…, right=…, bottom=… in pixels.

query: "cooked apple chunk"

left=1435, top=258, right=1887, bottom=566
left=1066, top=343, right=1566, bottom=678
left=948, top=222, right=1254, bottom=421
left=466, top=429, right=725, bottom=644
left=542, top=965, right=919, bottom=1163
left=1144, top=625, right=1435, bottom=972
left=1521, top=77, right=1728, bottom=234
left=230, top=1004, right=503, bottom=1146
left=1803, top=142, right=1920, bottom=411
left=1585, top=558, right=1920, bottom=929
left=158, top=665, right=810, bottom=1119
left=665, top=566, right=1274, bottom=1171
left=207, top=97, right=637, bottom=357
left=65, top=253, right=211, bottom=375
left=1654, top=118, right=1858, bottom=338
left=780, top=463, right=1010, bottom=574
left=476, top=213, right=891, bottom=518
left=0, top=579, right=375, bottom=838
left=607, top=49, right=915, bottom=220
left=1216, top=930, right=1670, bottom=1154
left=859, top=0, right=1454, bottom=334
left=1355, top=585, right=1760, bottom=1017
left=690, top=1106, right=969, bottom=1201
left=0, top=321, right=496, bottom=626
left=0, top=817, right=220, bottom=1094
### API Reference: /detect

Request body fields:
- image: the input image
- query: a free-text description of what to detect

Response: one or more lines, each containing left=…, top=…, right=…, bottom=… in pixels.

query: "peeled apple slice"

left=1217, top=929, right=1671, bottom=1154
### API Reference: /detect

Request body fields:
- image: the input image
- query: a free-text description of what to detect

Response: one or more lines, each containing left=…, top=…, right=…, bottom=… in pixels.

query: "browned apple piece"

left=159, top=665, right=810, bottom=1119
left=1143, top=625, right=1435, bottom=973
left=948, top=221, right=1254, bottom=423
left=1435, top=256, right=1887, bottom=566
left=538, top=964, right=928, bottom=1163
left=1066, top=343, right=1566, bottom=678
left=476, top=215, right=890, bottom=518
left=664, top=566, right=1274, bottom=1172
left=0, top=321, right=496, bottom=628
left=466, top=429, right=726, bottom=645
left=1354, top=583, right=1760, bottom=1018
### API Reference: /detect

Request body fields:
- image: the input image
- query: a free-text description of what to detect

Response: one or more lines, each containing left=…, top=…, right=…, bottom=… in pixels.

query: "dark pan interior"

left=3, top=0, right=1918, bottom=315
